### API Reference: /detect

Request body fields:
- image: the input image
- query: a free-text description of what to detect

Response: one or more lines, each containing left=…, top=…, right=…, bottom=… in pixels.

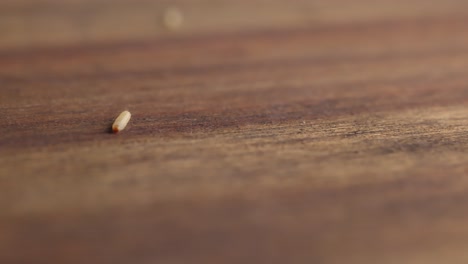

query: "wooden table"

left=1, top=1, right=468, bottom=263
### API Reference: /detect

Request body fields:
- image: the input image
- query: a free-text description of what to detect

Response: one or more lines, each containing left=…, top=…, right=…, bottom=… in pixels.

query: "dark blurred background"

left=2, top=0, right=468, bottom=49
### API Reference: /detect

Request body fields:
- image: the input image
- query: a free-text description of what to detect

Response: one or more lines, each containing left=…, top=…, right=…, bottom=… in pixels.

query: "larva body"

left=112, top=111, right=131, bottom=133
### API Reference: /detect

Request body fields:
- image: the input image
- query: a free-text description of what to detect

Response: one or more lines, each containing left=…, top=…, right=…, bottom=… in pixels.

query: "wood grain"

left=1, top=1, right=468, bottom=263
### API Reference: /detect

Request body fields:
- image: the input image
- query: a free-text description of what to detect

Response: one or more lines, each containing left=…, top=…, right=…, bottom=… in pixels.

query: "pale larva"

left=112, top=111, right=131, bottom=133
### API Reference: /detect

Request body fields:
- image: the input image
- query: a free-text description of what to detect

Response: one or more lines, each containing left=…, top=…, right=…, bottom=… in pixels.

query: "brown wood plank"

left=1, top=1, right=468, bottom=263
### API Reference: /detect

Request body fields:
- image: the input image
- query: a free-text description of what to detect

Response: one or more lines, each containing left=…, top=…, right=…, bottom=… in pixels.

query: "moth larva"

left=112, top=110, right=131, bottom=133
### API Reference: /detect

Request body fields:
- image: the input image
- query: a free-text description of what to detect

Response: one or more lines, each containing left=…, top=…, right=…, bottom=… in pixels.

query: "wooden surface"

left=1, top=0, right=468, bottom=263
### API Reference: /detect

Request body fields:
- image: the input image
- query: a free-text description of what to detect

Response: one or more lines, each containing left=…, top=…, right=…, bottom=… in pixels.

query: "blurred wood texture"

left=1, top=0, right=468, bottom=263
